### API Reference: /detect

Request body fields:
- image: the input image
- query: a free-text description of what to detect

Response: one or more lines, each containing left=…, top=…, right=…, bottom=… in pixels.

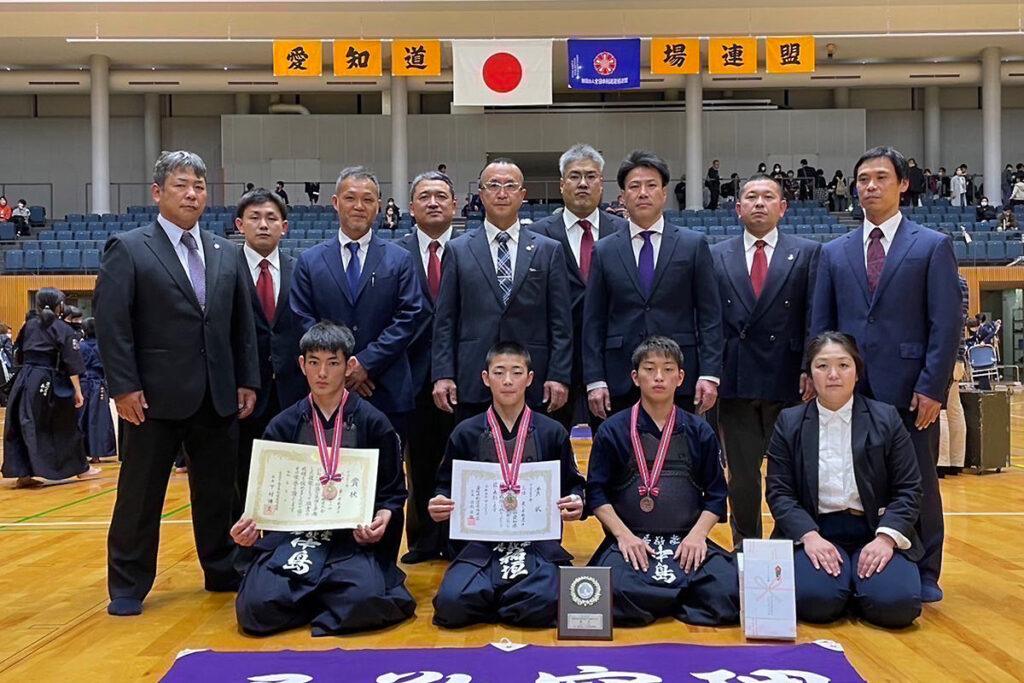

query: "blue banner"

left=567, top=38, right=640, bottom=90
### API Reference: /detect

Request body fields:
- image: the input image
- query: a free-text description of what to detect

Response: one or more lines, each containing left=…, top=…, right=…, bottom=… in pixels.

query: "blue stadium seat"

left=21, top=240, right=40, bottom=251
left=307, top=229, right=325, bottom=241
left=56, top=230, right=73, bottom=242
left=101, top=213, right=117, bottom=222
left=66, top=214, right=85, bottom=223
left=29, top=206, right=46, bottom=226
left=23, top=249, right=41, bottom=270
left=57, top=240, right=77, bottom=251
left=965, top=242, right=985, bottom=261
left=38, top=230, right=55, bottom=241
left=52, top=221, right=69, bottom=231
left=1006, top=240, right=1023, bottom=259
left=315, top=220, right=334, bottom=231
left=0, top=223, right=14, bottom=240
left=83, top=249, right=101, bottom=270
left=708, top=226, right=724, bottom=236
left=122, top=222, right=138, bottom=230
left=376, top=228, right=394, bottom=240
left=106, top=222, right=122, bottom=232
left=62, top=249, right=81, bottom=270
left=86, top=213, right=101, bottom=222
left=294, top=220, right=313, bottom=232
left=300, top=239, right=318, bottom=249
left=42, top=248, right=62, bottom=270
left=85, top=222, right=103, bottom=233
left=5, top=250, right=24, bottom=271
left=987, top=241, right=1006, bottom=261
left=726, top=225, right=742, bottom=236
left=69, top=222, right=87, bottom=233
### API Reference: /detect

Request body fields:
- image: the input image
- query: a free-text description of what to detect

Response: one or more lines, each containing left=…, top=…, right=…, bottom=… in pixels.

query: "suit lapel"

left=507, top=229, right=538, bottom=304
left=143, top=222, right=203, bottom=314
left=800, top=401, right=820, bottom=513
left=273, top=254, right=293, bottom=326
left=469, top=228, right=505, bottom=306
left=598, top=212, right=623, bottom=239
left=871, top=218, right=916, bottom=307
left=550, top=216, right=584, bottom=287
left=750, top=233, right=798, bottom=323
left=724, top=236, right=756, bottom=313
left=850, top=396, right=875, bottom=505
left=649, top=223, right=681, bottom=297
left=841, top=228, right=872, bottom=306
left=321, top=237, right=354, bottom=304
left=199, top=230, right=222, bottom=315
left=402, top=231, right=434, bottom=312
left=353, top=236, right=385, bottom=301
left=612, top=229, right=644, bottom=297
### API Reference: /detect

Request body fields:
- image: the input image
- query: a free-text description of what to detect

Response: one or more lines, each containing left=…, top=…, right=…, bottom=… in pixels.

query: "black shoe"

left=108, top=598, right=143, bottom=616
left=401, top=549, right=441, bottom=564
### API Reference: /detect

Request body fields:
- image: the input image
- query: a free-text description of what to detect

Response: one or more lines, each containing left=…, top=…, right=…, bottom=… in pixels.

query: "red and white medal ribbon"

left=629, top=402, right=675, bottom=499
left=486, top=405, right=532, bottom=494
left=309, top=390, right=349, bottom=487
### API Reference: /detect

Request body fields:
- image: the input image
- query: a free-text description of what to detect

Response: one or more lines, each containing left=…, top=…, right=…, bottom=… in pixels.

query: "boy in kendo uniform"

left=428, top=341, right=586, bottom=628
left=230, top=321, right=415, bottom=636
left=586, top=336, right=739, bottom=626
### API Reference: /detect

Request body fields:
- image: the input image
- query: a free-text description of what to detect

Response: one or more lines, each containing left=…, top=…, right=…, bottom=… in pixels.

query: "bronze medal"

left=502, top=491, right=518, bottom=511
left=323, top=482, right=338, bottom=500
left=639, top=495, right=655, bottom=513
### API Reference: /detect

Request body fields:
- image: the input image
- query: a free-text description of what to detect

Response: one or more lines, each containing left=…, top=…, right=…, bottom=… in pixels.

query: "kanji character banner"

left=273, top=40, right=323, bottom=77
left=708, top=37, right=757, bottom=75
left=334, top=40, right=382, bottom=77
left=392, top=39, right=441, bottom=76
left=766, top=37, right=815, bottom=73
left=650, top=38, right=700, bottom=75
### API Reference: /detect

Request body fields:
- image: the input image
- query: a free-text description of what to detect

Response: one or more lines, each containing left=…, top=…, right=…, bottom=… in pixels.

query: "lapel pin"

left=526, top=244, right=534, bottom=251
left=214, top=243, right=221, bottom=250
left=787, top=253, right=794, bottom=260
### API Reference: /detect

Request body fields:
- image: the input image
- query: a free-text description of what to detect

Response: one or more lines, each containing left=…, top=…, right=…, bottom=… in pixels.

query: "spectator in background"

left=977, top=316, right=1000, bottom=346
left=814, top=168, right=828, bottom=206
left=12, top=199, right=31, bottom=236
left=937, top=167, right=951, bottom=199
left=385, top=197, right=402, bottom=222
left=796, top=158, right=816, bottom=201
left=784, top=170, right=797, bottom=202
left=305, top=181, right=321, bottom=205
left=829, top=170, right=849, bottom=212
left=78, top=317, right=117, bottom=464
left=273, top=181, right=289, bottom=205
left=938, top=275, right=969, bottom=477
left=674, top=176, right=686, bottom=210
left=907, top=158, right=925, bottom=207
left=243, top=183, right=255, bottom=196
left=706, top=159, right=721, bottom=210
left=0, top=196, right=12, bottom=222
left=950, top=167, right=967, bottom=208
left=1009, top=174, right=1024, bottom=209
left=721, top=173, right=740, bottom=205
left=1002, top=164, right=1015, bottom=207
left=607, top=193, right=628, bottom=219
left=976, top=197, right=997, bottom=222
left=998, top=207, right=1018, bottom=231
left=383, top=205, right=399, bottom=230
left=771, top=163, right=785, bottom=183
left=437, top=163, right=447, bottom=174
left=757, top=162, right=768, bottom=174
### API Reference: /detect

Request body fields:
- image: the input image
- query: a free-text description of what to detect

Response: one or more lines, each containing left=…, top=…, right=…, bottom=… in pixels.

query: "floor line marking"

left=0, top=486, right=117, bottom=529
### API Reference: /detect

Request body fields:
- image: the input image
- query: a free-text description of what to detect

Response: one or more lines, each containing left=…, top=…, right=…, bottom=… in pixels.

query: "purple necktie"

left=638, top=230, right=655, bottom=298
left=180, top=230, right=206, bottom=308
left=866, top=227, right=885, bottom=293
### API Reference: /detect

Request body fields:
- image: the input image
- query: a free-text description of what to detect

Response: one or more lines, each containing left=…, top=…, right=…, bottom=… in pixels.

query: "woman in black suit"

left=766, top=331, right=923, bottom=629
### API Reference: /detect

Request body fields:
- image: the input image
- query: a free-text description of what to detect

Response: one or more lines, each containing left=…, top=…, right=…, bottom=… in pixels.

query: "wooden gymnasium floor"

left=2, top=400, right=1024, bottom=683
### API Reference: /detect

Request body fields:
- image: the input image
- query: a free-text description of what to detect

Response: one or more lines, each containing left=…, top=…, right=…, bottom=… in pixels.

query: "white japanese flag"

left=452, top=40, right=553, bottom=106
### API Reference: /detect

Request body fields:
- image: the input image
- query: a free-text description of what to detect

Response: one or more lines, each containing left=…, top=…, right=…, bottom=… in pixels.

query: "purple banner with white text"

left=161, top=641, right=865, bottom=682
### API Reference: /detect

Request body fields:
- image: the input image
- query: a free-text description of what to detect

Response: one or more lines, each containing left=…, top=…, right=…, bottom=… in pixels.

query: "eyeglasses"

left=565, top=172, right=601, bottom=184
left=481, top=181, right=522, bottom=193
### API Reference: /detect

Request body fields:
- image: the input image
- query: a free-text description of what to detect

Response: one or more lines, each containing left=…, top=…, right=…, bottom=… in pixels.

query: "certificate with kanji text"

left=449, top=459, right=561, bottom=542
left=243, top=439, right=378, bottom=532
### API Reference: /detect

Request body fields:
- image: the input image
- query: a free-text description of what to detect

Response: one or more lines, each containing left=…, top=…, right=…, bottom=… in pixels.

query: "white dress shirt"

left=415, top=225, right=453, bottom=273
left=158, top=214, right=205, bottom=287
left=338, top=228, right=373, bottom=271
left=862, top=211, right=902, bottom=267
left=743, top=227, right=779, bottom=273
left=484, top=220, right=521, bottom=275
left=628, top=216, right=664, bottom=265
left=562, top=208, right=602, bottom=267
left=816, top=397, right=910, bottom=550
left=242, top=243, right=281, bottom=302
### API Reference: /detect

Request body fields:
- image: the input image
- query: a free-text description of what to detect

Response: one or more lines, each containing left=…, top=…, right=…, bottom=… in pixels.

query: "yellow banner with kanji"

left=392, top=40, right=441, bottom=76
left=334, top=40, right=383, bottom=76
left=273, top=40, right=323, bottom=77
left=708, top=37, right=757, bottom=75
left=650, top=38, right=700, bottom=75
left=766, top=36, right=815, bottom=73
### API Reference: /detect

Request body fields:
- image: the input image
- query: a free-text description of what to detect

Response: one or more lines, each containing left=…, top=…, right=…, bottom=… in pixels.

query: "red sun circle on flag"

left=594, top=51, right=617, bottom=76
left=482, top=52, right=523, bottom=93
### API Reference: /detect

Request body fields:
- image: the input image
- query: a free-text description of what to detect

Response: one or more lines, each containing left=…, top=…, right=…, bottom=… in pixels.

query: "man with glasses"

left=433, top=158, right=573, bottom=422
left=532, top=144, right=626, bottom=430
left=583, top=150, right=723, bottom=418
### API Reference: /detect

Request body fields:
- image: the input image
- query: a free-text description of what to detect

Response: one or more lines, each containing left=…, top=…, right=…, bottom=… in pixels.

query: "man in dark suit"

left=797, top=159, right=816, bottom=202
left=530, top=143, right=627, bottom=430
left=432, top=158, right=573, bottom=422
left=705, top=160, right=721, bottom=210
left=396, top=171, right=457, bottom=563
left=811, top=145, right=961, bottom=603
left=711, top=173, right=820, bottom=550
left=290, top=166, right=425, bottom=439
left=95, top=150, right=260, bottom=616
left=583, top=150, right=723, bottom=419
left=233, top=188, right=306, bottom=518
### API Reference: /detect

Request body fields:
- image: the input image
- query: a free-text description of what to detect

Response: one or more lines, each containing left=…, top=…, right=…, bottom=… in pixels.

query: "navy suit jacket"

left=531, top=210, right=627, bottom=386
left=810, top=217, right=960, bottom=408
left=765, top=395, right=924, bottom=561
left=431, top=226, right=573, bottom=406
left=582, top=220, right=724, bottom=398
left=711, top=232, right=820, bottom=402
left=237, top=246, right=307, bottom=419
left=396, top=229, right=440, bottom=393
left=290, top=233, right=426, bottom=415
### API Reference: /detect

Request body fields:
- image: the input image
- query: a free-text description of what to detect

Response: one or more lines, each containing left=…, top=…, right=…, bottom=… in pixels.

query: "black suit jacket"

left=711, top=232, right=820, bottom=402
left=582, top=220, right=724, bottom=398
left=765, top=395, right=924, bottom=561
left=94, top=221, right=260, bottom=420
left=396, top=229, right=440, bottom=392
left=237, top=246, right=306, bottom=418
left=432, top=226, right=573, bottom=406
left=530, top=210, right=627, bottom=386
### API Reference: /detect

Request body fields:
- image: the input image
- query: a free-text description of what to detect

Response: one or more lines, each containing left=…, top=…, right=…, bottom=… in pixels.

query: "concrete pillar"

left=90, top=54, right=110, bottom=214
left=981, top=47, right=1001, bottom=205
left=924, top=86, right=941, bottom=172
left=143, top=93, right=161, bottom=181
left=834, top=87, right=850, bottom=109
left=390, top=76, right=409, bottom=208
left=684, top=74, right=703, bottom=210
left=234, top=92, right=252, bottom=115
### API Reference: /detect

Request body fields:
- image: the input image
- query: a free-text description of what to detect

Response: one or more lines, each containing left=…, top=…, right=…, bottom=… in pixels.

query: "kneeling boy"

left=230, top=322, right=416, bottom=636
left=428, top=341, right=585, bottom=628
left=586, top=336, right=739, bottom=626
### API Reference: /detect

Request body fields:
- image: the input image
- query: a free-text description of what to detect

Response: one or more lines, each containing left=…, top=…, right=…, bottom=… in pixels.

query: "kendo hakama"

left=77, top=337, right=116, bottom=459
left=2, top=318, right=90, bottom=480
left=432, top=409, right=585, bottom=629
left=235, top=395, right=416, bottom=636
left=586, top=406, right=739, bottom=627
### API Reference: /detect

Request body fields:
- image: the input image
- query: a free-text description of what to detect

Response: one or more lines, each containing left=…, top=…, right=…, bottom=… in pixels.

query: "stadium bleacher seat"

left=1006, top=240, right=1023, bottom=259
left=56, top=230, right=73, bottom=242
left=307, top=229, right=325, bottom=241
left=38, top=230, right=55, bottom=241
left=69, top=222, right=87, bottom=233
left=0, top=223, right=15, bottom=240
left=23, top=249, right=41, bottom=270
left=62, top=249, right=81, bottom=270
left=987, top=241, right=1006, bottom=261
left=83, top=249, right=101, bottom=270
left=42, top=248, right=62, bottom=270
left=28, top=206, right=46, bottom=227
left=66, top=213, right=84, bottom=223
left=5, top=250, right=24, bottom=271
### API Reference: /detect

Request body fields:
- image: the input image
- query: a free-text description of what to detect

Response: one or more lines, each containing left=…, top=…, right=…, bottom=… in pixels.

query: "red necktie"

left=866, top=227, right=886, bottom=292
left=256, top=259, right=275, bottom=321
left=750, top=239, right=768, bottom=298
left=578, top=219, right=594, bottom=281
left=427, top=240, right=442, bottom=301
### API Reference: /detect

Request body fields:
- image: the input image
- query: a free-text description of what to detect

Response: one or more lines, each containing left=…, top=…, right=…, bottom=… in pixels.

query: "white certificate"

left=243, top=439, right=379, bottom=532
left=740, top=539, right=797, bottom=640
left=449, top=459, right=562, bottom=542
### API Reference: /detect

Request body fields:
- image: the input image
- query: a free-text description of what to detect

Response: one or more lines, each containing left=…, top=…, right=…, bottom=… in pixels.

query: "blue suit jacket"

left=431, top=226, right=573, bottom=406
left=711, top=232, right=820, bottom=402
left=396, top=229, right=438, bottom=393
left=289, top=233, right=426, bottom=415
left=582, top=220, right=724, bottom=398
left=810, top=217, right=960, bottom=408
left=531, top=210, right=627, bottom=387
